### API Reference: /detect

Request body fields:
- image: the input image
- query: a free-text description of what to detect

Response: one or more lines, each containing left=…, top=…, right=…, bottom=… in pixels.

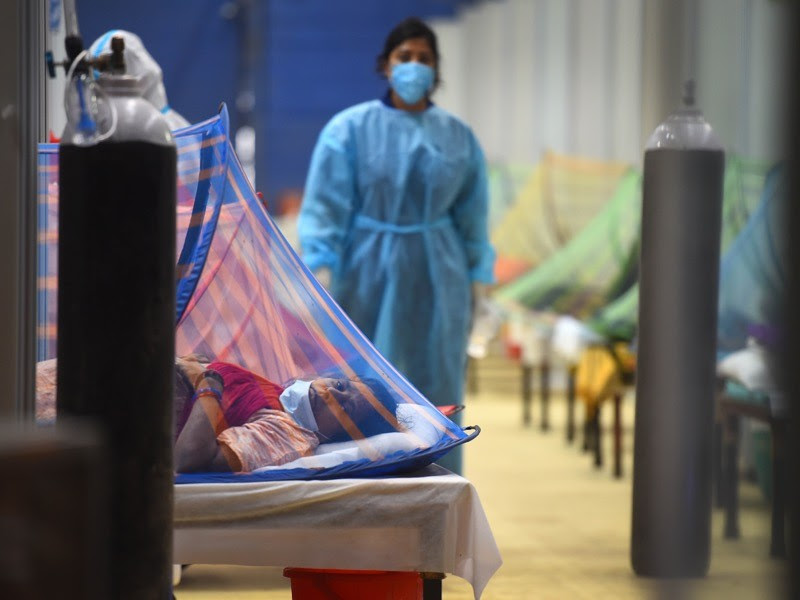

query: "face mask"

left=279, top=380, right=318, bottom=431
left=390, top=62, right=435, bottom=105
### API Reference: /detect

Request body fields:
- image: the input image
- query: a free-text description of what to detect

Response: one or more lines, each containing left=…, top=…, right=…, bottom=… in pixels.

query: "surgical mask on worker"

left=390, top=62, right=434, bottom=105
left=279, top=380, right=318, bottom=431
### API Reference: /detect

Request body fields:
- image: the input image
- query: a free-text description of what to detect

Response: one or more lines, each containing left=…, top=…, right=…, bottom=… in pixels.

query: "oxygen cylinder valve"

left=91, top=36, right=127, bottom=76
left=109, top=36, right=126, bottom=73
left=45, top=35, right=126, bottom=79
left=56, top=32, right=127, bottom=145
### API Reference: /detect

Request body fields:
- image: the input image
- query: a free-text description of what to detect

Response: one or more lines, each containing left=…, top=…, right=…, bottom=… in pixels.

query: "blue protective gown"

left=298, top=99, right=495, bottom=416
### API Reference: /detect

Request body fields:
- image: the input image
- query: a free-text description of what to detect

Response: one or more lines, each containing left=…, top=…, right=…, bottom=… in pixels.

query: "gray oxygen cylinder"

left=57, top=67, right=176, bottom=597
left=630, top=89, right=725, bottom=577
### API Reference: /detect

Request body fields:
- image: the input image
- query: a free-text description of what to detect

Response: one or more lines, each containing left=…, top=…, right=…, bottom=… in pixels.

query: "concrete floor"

left=175, top=356, right=787, bottom=599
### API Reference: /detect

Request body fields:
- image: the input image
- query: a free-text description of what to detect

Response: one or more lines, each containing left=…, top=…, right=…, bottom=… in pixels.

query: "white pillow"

left=394, top=403, right=442, bottom=447
left=253, top=402, right=445, bottom=472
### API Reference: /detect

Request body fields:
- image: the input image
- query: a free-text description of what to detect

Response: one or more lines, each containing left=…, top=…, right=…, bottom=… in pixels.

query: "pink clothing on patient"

left=35, top=359, right=57, bottom=424
left=37, top=358, right=319, bottom=471
left=217, top=408, right=319, bottom=471
left=190, top=361, right=320, bottom=471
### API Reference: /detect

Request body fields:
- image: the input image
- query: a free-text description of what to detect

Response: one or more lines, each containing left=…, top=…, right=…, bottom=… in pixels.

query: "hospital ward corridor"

left=174, top=354, right=784, bottom=600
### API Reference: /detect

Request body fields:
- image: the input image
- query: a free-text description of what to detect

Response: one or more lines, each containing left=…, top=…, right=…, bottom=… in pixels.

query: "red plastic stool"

left=283, top=568, right=422, bottom=599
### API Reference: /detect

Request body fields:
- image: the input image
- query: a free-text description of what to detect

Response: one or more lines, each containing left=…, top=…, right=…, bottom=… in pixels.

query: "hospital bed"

left=173, top=463, right=502, bottom=599
left=715, top=339, right=787, bottom=558
left=716, top=380, right=787, bottom=558
left=38, top=110, right=502, bottom=598
left=511, top=156, right=773, bottom=480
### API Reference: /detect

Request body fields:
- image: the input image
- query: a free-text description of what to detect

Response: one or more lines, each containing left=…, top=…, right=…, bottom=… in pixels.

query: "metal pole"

left=521, top=364, right=532, bottom=426
left=0, top=0, right=43, bottom=421
left=539, top=361, right=550, bottom=431
left=566, top=365, right=576, bottom=443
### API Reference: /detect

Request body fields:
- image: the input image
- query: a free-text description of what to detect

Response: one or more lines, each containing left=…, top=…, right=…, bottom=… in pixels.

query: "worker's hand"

left=468, top=283, right=502, bottom=359
left=314, top=267, right=332, bottom=290
left=471, top=282, right=487, bottom=327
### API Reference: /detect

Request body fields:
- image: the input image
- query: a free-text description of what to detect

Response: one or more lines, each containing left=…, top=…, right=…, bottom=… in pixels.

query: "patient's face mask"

left=390, top=62, right=435, bottom=105
left=279, top=380, right=317, bottom=431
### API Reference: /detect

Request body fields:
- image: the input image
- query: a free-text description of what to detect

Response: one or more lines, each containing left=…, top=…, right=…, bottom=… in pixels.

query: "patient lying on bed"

left=36, top=357, right=426, bottom=474
left=173, top=356, right=398, bottom=473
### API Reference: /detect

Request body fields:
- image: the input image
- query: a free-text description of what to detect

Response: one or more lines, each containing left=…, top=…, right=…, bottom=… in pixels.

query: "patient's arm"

left=174, top=376, right=241, bottom=473
left=216, top=409, right=319, bottom=471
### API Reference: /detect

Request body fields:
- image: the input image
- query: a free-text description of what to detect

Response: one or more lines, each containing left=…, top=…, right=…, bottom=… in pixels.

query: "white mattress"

left=174, top=464, right=502, bottom=599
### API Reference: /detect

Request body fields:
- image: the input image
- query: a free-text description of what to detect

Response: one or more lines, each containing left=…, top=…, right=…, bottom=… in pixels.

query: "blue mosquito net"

left=717, top=164, right=787, bottom=356
left=36, top=106, right=477, bottom=483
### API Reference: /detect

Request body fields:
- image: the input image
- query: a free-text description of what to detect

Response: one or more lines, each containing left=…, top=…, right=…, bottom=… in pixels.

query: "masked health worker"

left=298, top=16, right=495, bottom=474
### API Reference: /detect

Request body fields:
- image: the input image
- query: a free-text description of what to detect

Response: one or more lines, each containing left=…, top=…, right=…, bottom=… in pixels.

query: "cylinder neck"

left=645, top=106, right=723, bottom=151
left=646, top=80, right=723, bottom=151
left=97, top=74, right=145, bottom=96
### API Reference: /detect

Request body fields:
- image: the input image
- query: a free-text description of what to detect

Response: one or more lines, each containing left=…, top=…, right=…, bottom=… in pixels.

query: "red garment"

left=176, top=362, right=285, bottom=435
left=208, top=361, right=285, bottom=427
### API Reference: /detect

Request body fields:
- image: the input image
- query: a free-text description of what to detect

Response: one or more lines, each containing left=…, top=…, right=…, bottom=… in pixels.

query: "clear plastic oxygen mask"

left=63, top=50, right=118, bottom=146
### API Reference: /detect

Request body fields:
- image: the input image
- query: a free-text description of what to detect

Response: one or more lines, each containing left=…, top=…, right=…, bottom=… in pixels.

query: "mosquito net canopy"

left=489, top=152, right=630, bottom=286
left=717, top=164, right=787, bottom=356
left=36, top=107, right=476, bottom=483
left=493, top=168, right=642, bottom=319
left=586, top=156, right=772, bottom=344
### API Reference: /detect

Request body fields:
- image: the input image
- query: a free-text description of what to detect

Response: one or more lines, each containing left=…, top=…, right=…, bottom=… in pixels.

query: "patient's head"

left=174, top=354, right=400, bottom=443
left=308, top=377, right=398, bottom=443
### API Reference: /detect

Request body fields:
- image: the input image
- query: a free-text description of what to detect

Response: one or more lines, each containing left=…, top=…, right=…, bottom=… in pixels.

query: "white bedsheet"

left=174, top=464, right=502, bottom=599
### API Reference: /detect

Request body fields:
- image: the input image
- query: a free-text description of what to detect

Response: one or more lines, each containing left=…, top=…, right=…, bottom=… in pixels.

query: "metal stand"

left=719, top=394, right=787, bottom=558
left=771, top=423, right=787, bottom=558
left=582, top=405, right=592, bottom=453
left=566, top=366, right=576, bottom=443
left=522, top=364, right=533, bottom=426
left=722, top=411, right=741, bottom=540
left=613, top=392, right=623, bottom=478
left=420, top=572, right=445, bottom=600
left=540, top=362, right=550, bottom=432
left=592, top=406, right=603, bottom=469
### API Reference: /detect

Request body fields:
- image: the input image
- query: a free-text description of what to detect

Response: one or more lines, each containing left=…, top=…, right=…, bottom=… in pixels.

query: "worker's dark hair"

left=376, top=16, right=441, bottom=88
